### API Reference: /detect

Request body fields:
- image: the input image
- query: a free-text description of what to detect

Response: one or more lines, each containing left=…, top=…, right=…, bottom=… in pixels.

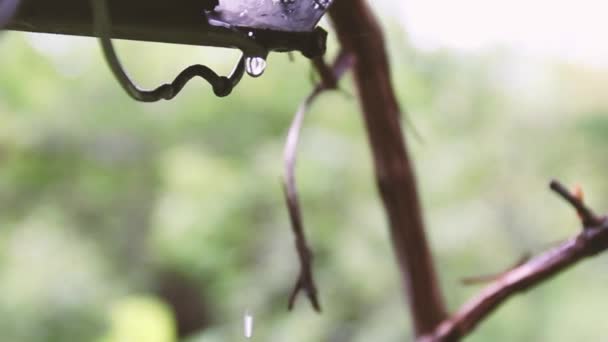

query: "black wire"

left=91, top=0, right=246, bottom=101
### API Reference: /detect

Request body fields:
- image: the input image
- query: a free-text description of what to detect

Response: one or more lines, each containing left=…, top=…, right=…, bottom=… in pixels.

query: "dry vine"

left=283, top=50, right=354, bottom=311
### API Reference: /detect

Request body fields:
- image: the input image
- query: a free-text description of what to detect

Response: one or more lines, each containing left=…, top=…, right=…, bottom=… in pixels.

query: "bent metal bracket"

left=2, top=0, right=334, bottom=101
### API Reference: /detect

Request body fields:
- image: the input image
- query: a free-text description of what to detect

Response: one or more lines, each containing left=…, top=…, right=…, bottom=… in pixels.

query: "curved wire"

left=91, top=0, right=246, bottom=101
left=0, top=0, right=20, bottom=28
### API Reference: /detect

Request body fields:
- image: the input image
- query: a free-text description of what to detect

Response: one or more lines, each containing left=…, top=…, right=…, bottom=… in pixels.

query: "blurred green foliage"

left=1, top=5, right=608, bottom=342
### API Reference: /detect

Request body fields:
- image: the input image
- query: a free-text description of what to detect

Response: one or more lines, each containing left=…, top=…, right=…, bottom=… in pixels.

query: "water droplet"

left=245, top=57, right=267, bottom=77
left=244, top=310, right=254, bottom=339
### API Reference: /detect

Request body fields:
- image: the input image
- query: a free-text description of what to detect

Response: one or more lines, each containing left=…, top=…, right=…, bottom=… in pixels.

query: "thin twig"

left=283, top=51, right=354, bottom=311
left=312, top=56, right=337, bottom=89
left=550, top=180, right=602, bottom=227
left=421, top=180, right=608, bottom=342
left=461, top=253, right=531, bottom=286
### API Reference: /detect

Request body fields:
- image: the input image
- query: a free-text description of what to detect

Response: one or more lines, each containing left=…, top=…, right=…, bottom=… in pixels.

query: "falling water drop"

left=244, top=310, right=254, bottom=339
left=245, top=56, right=267, bottom=77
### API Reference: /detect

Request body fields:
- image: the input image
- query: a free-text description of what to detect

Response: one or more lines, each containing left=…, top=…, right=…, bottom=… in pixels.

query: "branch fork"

left=421, top=180, right=608, bottom=341
left=549, top=180, right=603, bottom=228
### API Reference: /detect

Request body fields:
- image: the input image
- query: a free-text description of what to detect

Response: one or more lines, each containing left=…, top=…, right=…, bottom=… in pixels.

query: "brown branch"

left=329, top=0, right=447, bottom=336
left=283, top=51, right=354, bottom=312
left=550, top=180, right=602, bottom=227
left=421, top=181, right=608, bottom=341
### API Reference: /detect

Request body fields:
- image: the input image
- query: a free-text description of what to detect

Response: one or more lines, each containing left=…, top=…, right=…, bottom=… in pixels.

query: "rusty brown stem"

left=329, top=0, right=447, bottom=336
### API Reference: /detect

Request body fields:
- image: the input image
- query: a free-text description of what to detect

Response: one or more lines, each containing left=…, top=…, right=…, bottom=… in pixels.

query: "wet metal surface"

left=4, top=0, right=329, bottom=57
left=207, top=0, right=333, bottom=32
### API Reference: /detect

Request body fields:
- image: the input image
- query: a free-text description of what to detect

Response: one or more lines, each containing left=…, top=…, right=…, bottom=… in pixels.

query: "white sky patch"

left=400, top=0, right=608, bottom=67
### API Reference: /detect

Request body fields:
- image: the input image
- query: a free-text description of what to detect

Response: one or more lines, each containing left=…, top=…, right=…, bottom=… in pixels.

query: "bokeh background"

left=1, top=1, right=608, bottom=341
